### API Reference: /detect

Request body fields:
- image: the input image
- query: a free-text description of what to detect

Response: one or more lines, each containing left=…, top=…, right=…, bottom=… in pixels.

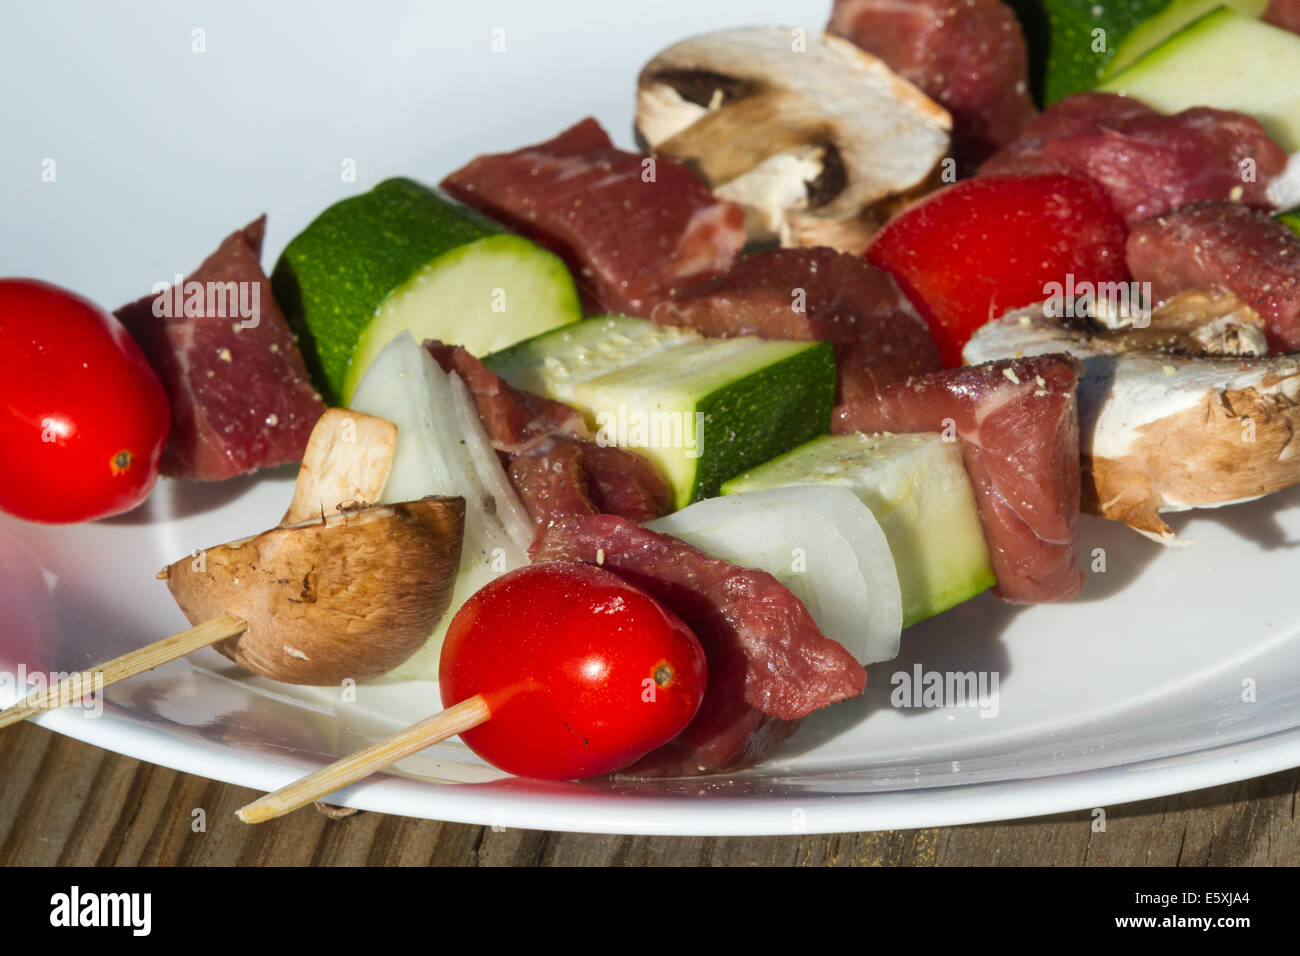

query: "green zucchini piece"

left=1099, top=6, right=1300, bottom=151
left=484, top=315, right=837, bottom=509
left=271, top=177, right=581, bottom=404
left=722, top=432, right=996, bottom=627
left=1040, top=0, right=1266, bottom=105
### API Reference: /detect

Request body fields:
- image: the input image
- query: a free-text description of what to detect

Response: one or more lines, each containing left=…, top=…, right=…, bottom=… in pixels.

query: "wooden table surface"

left=2, top=721, right=1296, bottom=866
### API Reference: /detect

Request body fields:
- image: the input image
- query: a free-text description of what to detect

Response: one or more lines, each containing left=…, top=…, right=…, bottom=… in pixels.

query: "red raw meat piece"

left=441, top=118, right=746, bottom=316
left=506, top=439, right=598, bottom=529
left=833, top=355, right=1084, bottom=604
left=979, top=92, right=1288, bottom=224
left=651, top=247, right=941, bottom=402
left=580, top=443, right=676, bottom=523
left=114, top=217, right=324, bottom=481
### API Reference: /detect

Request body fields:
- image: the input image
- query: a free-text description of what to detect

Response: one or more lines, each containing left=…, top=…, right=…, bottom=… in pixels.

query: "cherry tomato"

left=439, top=562, right=707, bottom=780
left=866, top=173, right=1131, bottom=366
left=0, top=279, right=169, bottom=523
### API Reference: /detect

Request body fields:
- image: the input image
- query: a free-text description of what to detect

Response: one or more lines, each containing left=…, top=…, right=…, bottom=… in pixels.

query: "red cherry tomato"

left=867, top=173, right=1131, bottom=366
left=0, top=279, right=169, bottom=523
left=439, top=562, right=707, bottom=780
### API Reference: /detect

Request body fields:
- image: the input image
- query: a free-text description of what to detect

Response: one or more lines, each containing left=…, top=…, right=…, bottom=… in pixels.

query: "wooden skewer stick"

left=236, top=693, right=492, bottom=824
left=0, top=615, right=248, bottom=731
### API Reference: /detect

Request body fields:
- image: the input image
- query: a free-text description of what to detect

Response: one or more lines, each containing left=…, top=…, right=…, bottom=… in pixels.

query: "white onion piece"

left=447, top=372, right=536, bottom=556
left=648, top=486, right=903, bottom=665
left=350, top=332, right=530, bottom=676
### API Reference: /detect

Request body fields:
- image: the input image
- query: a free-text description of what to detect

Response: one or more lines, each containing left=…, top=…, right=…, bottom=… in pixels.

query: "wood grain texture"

left=1, top=723, right=1296, bottom=866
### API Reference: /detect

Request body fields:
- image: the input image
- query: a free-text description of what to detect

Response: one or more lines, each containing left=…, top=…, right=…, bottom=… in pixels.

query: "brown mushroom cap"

left=160, top=497, right=465, bottom=685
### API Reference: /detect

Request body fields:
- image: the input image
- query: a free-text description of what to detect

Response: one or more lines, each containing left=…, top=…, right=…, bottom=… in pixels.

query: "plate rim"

left=31, top=697, right=1300, bottom=836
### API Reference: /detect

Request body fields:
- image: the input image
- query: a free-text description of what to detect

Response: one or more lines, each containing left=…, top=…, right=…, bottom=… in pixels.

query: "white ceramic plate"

left=4, top=0, right=1300, bottom=836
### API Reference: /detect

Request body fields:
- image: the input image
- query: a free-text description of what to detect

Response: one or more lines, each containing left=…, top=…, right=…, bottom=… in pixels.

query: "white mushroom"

left=281, top=407, right=397, bottom=525
left=964, top=291, right=1300, bottom=543
left=636, top=27, right=951, bottom=254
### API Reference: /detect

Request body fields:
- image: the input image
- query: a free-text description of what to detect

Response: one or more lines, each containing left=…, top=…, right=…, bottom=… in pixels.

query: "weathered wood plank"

left=1, top=723, right=1295, bottom=866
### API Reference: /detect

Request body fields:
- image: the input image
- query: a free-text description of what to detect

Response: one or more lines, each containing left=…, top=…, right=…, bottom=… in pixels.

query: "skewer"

left=236, top=693, right=491, bottom=823
left=0, top=615, right=248, bottom=731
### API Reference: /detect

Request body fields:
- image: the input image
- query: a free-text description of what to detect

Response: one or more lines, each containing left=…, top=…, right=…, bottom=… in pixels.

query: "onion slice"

left=446, top=372, right=536, bottom=556
left=648, top=485, right=903, bottom=665
left=350, top=332, right=531, bottom=675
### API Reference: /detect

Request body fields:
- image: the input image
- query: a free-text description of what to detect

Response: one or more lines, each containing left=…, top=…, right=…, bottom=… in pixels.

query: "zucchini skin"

left=691, top=341, right=836, bottom=503
left=486, top=317, right=838, bottom=510
left=272, top=178, right=502, bottom=404
left=1038, top=0, right=1169, bottom=105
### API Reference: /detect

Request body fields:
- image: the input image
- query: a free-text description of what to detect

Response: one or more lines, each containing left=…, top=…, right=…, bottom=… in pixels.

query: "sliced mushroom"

left=636, top=27, right=951, bottom=254
left=282, top=408, right=397, bottom=525
left=1069, top=288, right=1269, bottom=355
left=964, top=290, right=1300, bottom=543
left=160, top=498, right=465, bottom=685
